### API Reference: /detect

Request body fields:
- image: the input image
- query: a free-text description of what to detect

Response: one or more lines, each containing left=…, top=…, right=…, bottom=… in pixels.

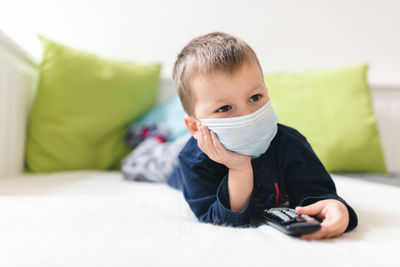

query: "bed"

left=1, top=30, right=400, bottom=267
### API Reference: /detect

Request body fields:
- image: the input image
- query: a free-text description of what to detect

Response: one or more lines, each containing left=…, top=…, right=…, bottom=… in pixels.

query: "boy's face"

left=190, top=60, right=269, bottom=120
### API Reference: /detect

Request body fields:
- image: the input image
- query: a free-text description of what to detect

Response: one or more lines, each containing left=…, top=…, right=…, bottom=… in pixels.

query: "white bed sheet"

left=0, top=171, right=399, bottom=267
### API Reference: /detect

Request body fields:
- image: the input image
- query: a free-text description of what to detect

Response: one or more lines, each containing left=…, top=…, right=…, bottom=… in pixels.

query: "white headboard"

left=369, top=85, right=400, bottom=173
left=0, top=31, right=38, bottom=178
left=0, top=31, right=399, bottom=178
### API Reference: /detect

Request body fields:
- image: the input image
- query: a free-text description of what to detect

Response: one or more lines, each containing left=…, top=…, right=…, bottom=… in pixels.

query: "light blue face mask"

left=199, top=100, right=279, bottom=158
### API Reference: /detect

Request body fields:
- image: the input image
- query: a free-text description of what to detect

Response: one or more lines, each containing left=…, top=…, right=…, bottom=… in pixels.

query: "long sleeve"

left=281, top=129, right=358, bottom=233
left=176, top=151, right=255, bottom=227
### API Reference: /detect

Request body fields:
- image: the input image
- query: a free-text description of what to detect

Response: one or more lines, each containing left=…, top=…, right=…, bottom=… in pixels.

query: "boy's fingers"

left=197, top=130, right=204, bottom=147
left=300, top=212, right=343, bottom=240
left=320, top=213, right=335, bottom=227
left=201, top=126, right=217, bottom=158
left=197, top=128, right=211, bottom=156
left=320, top=214, right=343, bottom=235
left=210, top=131, right=225, bottom=155
left=319, top=222, right=336, bottom=237
left=300, top=223, right=330, bottom=240
left=197, top=127, right=206, bottom=148
left=296, top=201, right=325, bottom=216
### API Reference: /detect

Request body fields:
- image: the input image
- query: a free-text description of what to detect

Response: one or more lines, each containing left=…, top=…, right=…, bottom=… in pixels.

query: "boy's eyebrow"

left=250, top=84, right=265, bottom=92
left=212, top=84, right=265, bottom=104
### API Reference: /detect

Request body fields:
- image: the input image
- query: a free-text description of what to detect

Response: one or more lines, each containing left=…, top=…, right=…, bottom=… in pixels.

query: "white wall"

left=1, top=0, right=399, bottom=84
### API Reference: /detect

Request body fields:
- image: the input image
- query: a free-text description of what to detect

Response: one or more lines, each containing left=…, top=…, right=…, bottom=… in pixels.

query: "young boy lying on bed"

left=122, top=31, right=358, bottom=240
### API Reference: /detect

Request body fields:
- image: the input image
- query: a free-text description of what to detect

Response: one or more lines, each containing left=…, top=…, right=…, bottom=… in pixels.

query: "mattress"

left=0, top=171, right=399, bottom=267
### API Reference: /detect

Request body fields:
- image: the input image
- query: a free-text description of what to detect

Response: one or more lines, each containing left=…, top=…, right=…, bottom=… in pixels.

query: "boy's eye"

left=216, top=105, right=232, bottom=113
left=249, top=94, right=262, bottom=102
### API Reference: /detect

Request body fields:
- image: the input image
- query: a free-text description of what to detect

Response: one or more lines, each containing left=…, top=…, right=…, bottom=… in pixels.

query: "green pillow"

left=25, top=36, right=161, bottom=173
left=264, top=64, right=387, bottom=174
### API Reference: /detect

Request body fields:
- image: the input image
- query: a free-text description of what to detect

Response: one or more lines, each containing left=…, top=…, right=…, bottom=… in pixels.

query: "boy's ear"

left=184, top=116, right=201, bottom=140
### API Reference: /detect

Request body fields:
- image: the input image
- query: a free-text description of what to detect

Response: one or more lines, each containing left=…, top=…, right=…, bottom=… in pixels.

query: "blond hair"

left=172, top=32, right=263, bottom=116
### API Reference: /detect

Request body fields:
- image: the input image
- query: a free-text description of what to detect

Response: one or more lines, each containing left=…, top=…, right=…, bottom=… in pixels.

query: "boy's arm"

left=175, top=151, right=255, bottom=227
left=282, top=134, right=358, bottom=233
left=227, top=160, right=254, bottom=212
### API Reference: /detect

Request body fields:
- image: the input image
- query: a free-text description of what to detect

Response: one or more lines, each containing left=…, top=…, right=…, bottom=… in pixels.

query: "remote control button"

left=270, top=210, right=290, bottom=222
left=283, top=209, right=299, bottom=219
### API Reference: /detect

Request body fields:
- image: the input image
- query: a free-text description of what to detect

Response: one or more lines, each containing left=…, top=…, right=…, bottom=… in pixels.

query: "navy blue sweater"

left=167, top=123, right=358, bottom=232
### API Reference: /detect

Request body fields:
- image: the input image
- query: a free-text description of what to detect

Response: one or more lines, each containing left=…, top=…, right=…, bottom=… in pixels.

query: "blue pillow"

left=130, top=93, right=189, bottom=141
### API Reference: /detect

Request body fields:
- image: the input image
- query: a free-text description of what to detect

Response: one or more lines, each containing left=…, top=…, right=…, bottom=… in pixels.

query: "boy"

left=166, top=31, right=358, bottom=240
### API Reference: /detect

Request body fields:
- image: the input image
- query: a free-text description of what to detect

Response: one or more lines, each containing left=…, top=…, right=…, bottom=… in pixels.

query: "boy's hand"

left=295, top=199, right=349, bottom=240
left=197, top=124, right=250, bottom=170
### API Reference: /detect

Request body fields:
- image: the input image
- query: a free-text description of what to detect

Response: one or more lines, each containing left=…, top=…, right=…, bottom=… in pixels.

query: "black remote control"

left=260, top=207, right=322, bottom=237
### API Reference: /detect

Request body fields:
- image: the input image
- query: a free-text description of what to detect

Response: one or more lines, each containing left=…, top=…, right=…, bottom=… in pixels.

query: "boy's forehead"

left=190, top=72, right=233, bottom=107
left=191, top=61, right=263, bottom=100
